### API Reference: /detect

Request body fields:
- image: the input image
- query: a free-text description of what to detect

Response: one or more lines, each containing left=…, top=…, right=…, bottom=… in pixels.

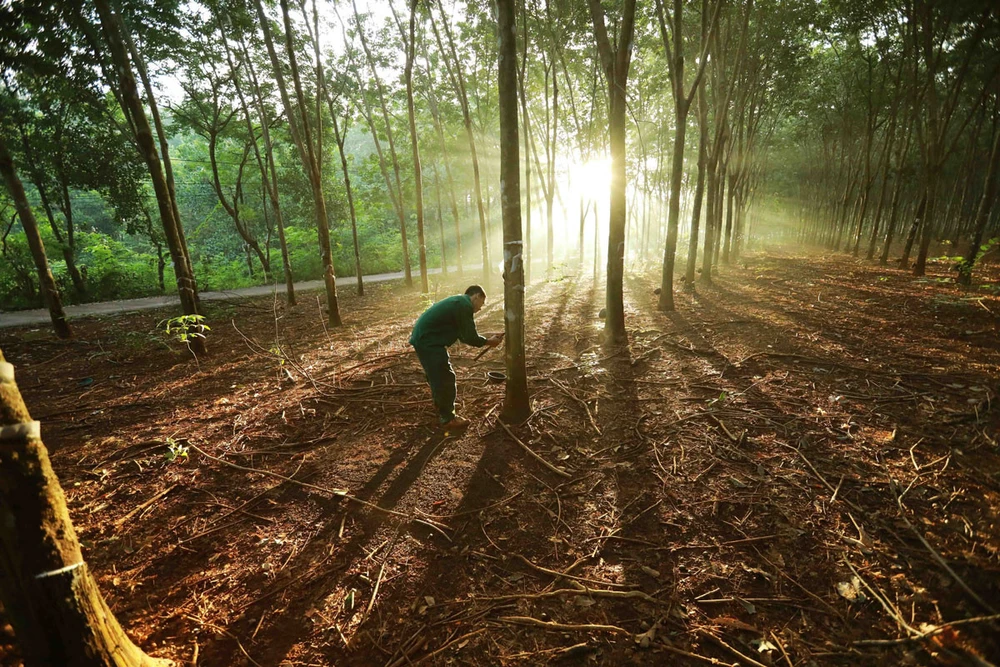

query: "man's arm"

left=457, top=307, right=488, bottom=347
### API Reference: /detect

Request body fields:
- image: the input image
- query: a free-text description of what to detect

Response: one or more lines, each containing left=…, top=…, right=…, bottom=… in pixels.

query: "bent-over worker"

left=409, top=285, right=502, bottom=428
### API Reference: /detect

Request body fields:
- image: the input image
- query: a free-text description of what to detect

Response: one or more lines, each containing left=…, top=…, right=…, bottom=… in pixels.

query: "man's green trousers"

left=413, top=345, right=457, bottom=423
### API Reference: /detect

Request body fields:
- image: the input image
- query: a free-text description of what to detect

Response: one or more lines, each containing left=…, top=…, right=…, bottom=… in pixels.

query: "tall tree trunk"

left=224, top=22, right=296, bottom=304
left=352, top=0, right=412, bottom=287
left=545, top=0, right=559, bottom=274
left=958, top=126, right=1000, bottom=285
left=94, top=0, right=204, bottom=354
left=432, top=164, right=448, bottom=275
left=0, top=137, right=71, bottom=339
left=331, top=111, right=364, bottom=296
left=497, top=0, right=529, bottom=422
left=656, top=0, right=718, bottom=311
left=518, top=0, right=532, bottom=281
left=0, top=351, right=171, bottom=666
left=685, top=79, right=708, bottom=287
left=589, top=0, right=637, bottom=344
left=404, top=0, right=429, bottom=292
left=431, top=1, right=490, bottom=287
left=256, top=0, right=340, bottom=325
left=420, top=37, right=462, bottom=275
left=899, top=193, right=927, bottom=269
left=723, top=168, right=735, bottom=263
left=702, top=153, right=719, bottom=280
left=121, top=17, right=198, bottom=308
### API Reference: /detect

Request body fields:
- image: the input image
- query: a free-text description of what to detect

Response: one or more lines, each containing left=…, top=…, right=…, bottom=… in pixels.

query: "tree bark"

left=0, top=136, right=71, bottom=339
left=121, top=16, right=199, bottom=309
left=220, top=17, right=296, bottom=304
left=256, top=0, right=340, bottom=325
left=432, top=0, right=491, bottom=288
left=497, top=0, right=529, bottom=422
left=958, top=125, right=1000, bottom=285
left=352, top=0, right=413, bottom=288
left=404, top=0, right=429, bottom=292
left=589, top=0, right=637, bottom=345
left=0, top=351, right=170, bottom=666
left=94, top=0, right=204, bottom=353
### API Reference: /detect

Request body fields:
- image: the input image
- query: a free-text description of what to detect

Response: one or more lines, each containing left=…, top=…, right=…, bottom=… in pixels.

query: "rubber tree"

left=0, top=135, right=71, bottom=339
left=497, top=0, right=529, bottom=422
left=254, top=0, right=341, bottom=325
left=431, top=0, right=491, bottom=288
left=217, top=7, right=296, bottom=305
left=403, top=0, right=429, bottom=293
left=655, top=0, right=718, bottom=311
left=0, top=351, right=170, bottom=666
left=958, top=121, right=1000, bottom=285
left=351, top=0, right=413, bottom=288
left=588, top=0, right=637, bottom=344
left=93, top=0, right=205, bottom=354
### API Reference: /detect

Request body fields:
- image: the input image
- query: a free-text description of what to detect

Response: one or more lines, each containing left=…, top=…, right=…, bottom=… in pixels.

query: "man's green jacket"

left=409, top=294, right=487, bottom=349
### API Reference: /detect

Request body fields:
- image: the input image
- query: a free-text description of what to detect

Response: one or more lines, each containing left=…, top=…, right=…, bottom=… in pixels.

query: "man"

left=409, top=285, right=503, bottom=428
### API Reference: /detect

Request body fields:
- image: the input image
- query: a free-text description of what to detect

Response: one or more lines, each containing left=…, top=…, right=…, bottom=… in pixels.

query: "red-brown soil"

left=1, top=251, right=999, bottom=666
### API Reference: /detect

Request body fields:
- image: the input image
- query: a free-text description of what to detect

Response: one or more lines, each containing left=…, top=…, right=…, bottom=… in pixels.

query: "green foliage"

left=162, top=314, right=210, bottom=345
left=163, top=437, right=189, bottom=463
left=947, top=237, right=1000, bottom=282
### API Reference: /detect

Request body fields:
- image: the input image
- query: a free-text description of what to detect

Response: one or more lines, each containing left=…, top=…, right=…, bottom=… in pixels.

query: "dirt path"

left=1, top=253, right=998, bottom=666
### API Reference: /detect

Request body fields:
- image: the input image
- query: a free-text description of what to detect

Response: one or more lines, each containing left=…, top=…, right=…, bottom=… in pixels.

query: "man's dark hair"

left=465, top=285, right=486, bottom=298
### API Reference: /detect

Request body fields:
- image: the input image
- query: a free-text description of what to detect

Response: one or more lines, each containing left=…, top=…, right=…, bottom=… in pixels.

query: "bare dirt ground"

left=1, top=251, right=999, bottom=667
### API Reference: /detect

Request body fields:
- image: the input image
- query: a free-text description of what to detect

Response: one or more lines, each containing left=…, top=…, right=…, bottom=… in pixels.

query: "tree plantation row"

left=3, top=0, right=1000, bottom=338
left=2, top=1, right=1000, bottom=664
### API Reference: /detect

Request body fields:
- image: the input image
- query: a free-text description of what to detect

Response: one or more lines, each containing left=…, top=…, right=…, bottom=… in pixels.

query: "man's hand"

left=486, top=333, right=504, bottom=348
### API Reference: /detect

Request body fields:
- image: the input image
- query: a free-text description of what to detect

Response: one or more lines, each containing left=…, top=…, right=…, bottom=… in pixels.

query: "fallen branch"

left=515, top=554, right=634, bottom=589
left=483, top=587, right=662, bottom=605
left=189, top=443, right=431, bottom=522
left=496, top=616, right=631, bottom=637
left=890, top=476, right=998, bottom=614
left=699, top=630, right=769, bottom=667
left=385, top=628, right=485, bottom=667
left=497, top=420, right=571, bottom=478
left=550, top=378, right=601, bottom=435
left=853, top=613, right=1000, bottom=646
left=114, top=483, right=178, bottom=528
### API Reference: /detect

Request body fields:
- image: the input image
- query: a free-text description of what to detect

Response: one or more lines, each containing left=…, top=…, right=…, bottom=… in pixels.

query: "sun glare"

left=570, top=158, right=613, bottom=199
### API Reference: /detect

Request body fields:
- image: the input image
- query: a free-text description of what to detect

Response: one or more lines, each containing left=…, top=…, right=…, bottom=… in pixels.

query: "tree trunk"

left=432, top=0, right=490, bottom=288
left=958, top=126, right=1000, bottom=285
left=686, top=80, right=708, bottom=286
left=94, top=0, right=204, bottom=353
left=703, top=155, right=719, bottom=280
left=0, top=351, right=170, bottom=666
left=404, top=0, right=429, bottom=293
left=122, top=17, right=198, bottom=308
left=352, top=0, right=412, bottom=288
left=899, top=193, right=926, bottom=269
left=0, top=136, right=71, bottom=339
left=331, top=112, right=364, bottom=296
left=497, top=0, right=529, bottom=422
left=589, top=0, right=637, bottom=345
left=432, top=164, right=448, bottom=275
left=257, top=0, right=340, bottom=325
left=225, top=24, right=296, bottom=305
left=421, top=37, right=462, bottom=276
left=518, top=0, right=532, bottom=281
left=723, top=166, right=735, bottom=263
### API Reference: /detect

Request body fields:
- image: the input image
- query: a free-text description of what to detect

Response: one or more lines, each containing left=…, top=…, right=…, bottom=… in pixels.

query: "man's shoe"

left=445, top=415, right=469, bottom=429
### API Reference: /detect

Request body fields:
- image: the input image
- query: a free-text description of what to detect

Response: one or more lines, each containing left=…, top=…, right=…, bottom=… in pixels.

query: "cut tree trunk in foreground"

left=0, top=351, right=169, bottom=666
